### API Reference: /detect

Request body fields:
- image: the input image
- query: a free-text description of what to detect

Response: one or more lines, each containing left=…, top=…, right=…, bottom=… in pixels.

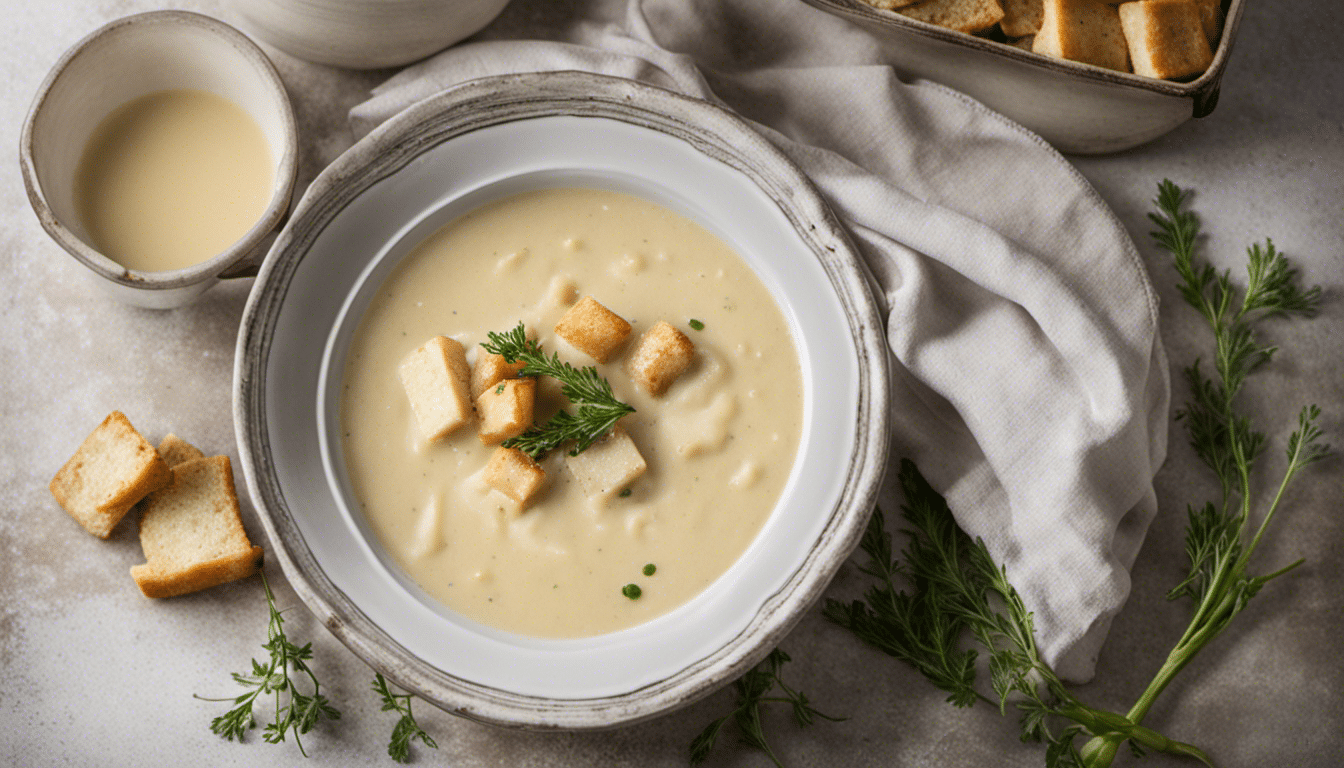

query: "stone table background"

left=3, top=1, right=1341, bottom=766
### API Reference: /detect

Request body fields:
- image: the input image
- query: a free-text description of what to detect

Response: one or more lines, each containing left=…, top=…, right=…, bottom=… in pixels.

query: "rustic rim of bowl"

left=19, top=10, right=298, bottom=292
left=234, top=71, right=890, bottom=729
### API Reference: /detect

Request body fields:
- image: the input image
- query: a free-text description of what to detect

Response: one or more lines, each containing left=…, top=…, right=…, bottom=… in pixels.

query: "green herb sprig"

left=690, top=649, right=843, bottom=767
left=196, top=571, right=341, bottom=757
left=823, top=180, right=1328, bottom=768
left=373, top=673, right=439, bottom=763
left=481, top=323, right=635, bottom=459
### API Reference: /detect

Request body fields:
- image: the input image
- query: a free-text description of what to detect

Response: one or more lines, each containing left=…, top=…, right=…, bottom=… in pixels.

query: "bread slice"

left=1119, top=0, right=1213, bottom=80
left=554, top=296, right=632, bottom=363
left=1034, top=0, right=1130, bottom=72
left=158, top=433, right=205, bottom=468
left=1001, top=0, right=1044, bottom=36
left=900, top=0, right=1005, bottom=34
left=130, top=456, right=264, bottom=598
left=50, top=411, right=172, bottom=538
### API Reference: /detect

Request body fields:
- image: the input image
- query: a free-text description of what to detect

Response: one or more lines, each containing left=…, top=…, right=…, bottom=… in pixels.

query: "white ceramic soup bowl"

left=20, top=11, right=298, bottom=309
left=234, top=72, right=889, bottom=729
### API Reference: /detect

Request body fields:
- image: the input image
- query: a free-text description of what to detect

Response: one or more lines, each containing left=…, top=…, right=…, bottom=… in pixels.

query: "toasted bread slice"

left=130, top=456, right=263, bottom=598
left=50, top=411, right=172, bottom=538
left=1119, top=0, right=1213, bottom=80
left=157, top=433, right=205, bottom=468
left=1001, top=0, right=1044, bottom=36
left=900, top=0, right=1005, bottom=34
left=1034, top=0, right=1130, bottom=72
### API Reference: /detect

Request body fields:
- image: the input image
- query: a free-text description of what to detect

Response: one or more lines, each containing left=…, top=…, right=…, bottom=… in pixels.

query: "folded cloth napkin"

left=350, top=0, right=1169, bottom=681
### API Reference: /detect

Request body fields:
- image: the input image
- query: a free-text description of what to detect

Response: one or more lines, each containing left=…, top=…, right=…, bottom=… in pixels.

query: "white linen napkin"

left=349, top=0, right=1169, bottom=681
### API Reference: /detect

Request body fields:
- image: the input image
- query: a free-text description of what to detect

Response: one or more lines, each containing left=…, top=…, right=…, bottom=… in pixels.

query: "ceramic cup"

left=20, top=11, right=298, bottom=309
left=231, top=0, right=513, bottom=70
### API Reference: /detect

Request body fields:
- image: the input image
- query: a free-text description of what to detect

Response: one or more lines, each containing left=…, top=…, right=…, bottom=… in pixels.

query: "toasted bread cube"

left=565, top=427, right=647, bottom=498
left=471, top=351, right=528, bottom=399
left=554, top=296, right=631, bottom=363
left=483, top=447, right=546, bottom=506
left=158, top=433, right=205, bottom=468
left=1191, top=0, right=1221, bottom=47
left=857, top=0, right=920, bottom=10
left=1033, top=0, right=1129, bottom=72
left=628, top=321, right=695, bottom=396
left=130, top=456, right=264, bottom=598
left=1001, top=0, right=1044, bottom=36
left=50, top=411, right=172, bottom=538
left=1119, top=0, right=1213, bottom=80
left=900, top=0, right=1005, bottom=34
left=399, top=336, right=473, bottom=441
left=476, top=378, right=537, bottom=445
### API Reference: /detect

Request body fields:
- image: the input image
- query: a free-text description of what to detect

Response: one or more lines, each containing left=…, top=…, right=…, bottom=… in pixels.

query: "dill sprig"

left=481, top=323, right=635, bottom=458
left=1078, top=181, right=1329, bottom=765
left=373, top=673, right=438, bottom=763
left=690, top=649, right=843, bottom=767
left=824, top=180, right=1327, bottom=768
left=195, top=571, right=341, bottom=757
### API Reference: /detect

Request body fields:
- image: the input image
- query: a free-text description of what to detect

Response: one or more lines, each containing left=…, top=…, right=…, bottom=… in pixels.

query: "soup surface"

left=340, top=187, right=802, bottom=636
left=75, top=89, right=273, bottom=272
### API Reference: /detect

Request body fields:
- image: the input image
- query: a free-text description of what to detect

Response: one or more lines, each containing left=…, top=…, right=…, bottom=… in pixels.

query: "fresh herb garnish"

left=690, top=649, right=843, bottom=767
left=643, top=563, right=656, bottom=576
left=621, top=583, right=642, bottom=599
left=688, top=319, right=705, bottom=331
left=481, top=323, right=635, bottom=459
left=619, top=488, right=633, bottom=498
left=823, top=180, right=1328, bottom=768
left=373, top=673, right=439, bottom=763
left=195, top=571, right=341, bottom=757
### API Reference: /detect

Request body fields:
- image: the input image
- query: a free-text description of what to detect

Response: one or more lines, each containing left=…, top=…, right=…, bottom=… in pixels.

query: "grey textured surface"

left=4, top=1, right=1341, bottom=767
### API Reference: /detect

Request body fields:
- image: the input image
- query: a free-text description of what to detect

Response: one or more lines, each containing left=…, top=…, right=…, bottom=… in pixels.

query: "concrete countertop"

left=4, top=1, right=1341, bottom=766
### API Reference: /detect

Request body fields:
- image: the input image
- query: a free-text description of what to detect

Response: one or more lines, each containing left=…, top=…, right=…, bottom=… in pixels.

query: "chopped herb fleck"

left=643, top=563, right=657, bottom=577
left=495, top=383, right=505, bottom=394
left=619, top=488, right=632, bottom=498
left=621, top=583, right=642, bottom=600
left=688, top=319, right=705, bottom=331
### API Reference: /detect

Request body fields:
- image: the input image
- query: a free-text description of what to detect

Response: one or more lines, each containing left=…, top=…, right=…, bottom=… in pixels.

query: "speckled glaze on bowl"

left=19, top=11, right=297, bottom=308
left=234, top=72, right=889, bottom=729
left=801, top=0, right=1245, bottom=154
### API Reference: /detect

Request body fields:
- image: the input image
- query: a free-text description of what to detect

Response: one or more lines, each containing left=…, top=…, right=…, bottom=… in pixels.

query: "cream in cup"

left=20, top=11, right=297, bottom=309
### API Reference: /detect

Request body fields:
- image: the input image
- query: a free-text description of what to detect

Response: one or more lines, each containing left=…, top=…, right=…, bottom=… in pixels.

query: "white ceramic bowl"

left=20, top=11, right=298, bottom=309
left=234, top=72, right=889, bottom=728
left=802, top=0, right=1244, bottom=154
left=232, top=0, right=513, bottom=69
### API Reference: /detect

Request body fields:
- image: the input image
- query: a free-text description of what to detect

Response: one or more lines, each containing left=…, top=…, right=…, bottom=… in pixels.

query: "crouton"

left=476, top=378, right=536, bottom=445
left=857, top=0, right=921, bottom=10
left=554, top=296, right=631, bottom=363
left=483, top=447, right=546, bottom=506
left=1191, top=0, right=1221, bottom=47
left=1033, top=0, right=1130, bottom=72
left=157, top=433, right=204, bottom=468
left=628, top=321, right=695, bottom=396
left=1119, top=0, right=1213, bottom=80
left=399, top=336, right=473, bottom=441
left=1001, top=0, right=1044, bottom=36
left=565, top=427, right=647, bottom=498
left=50, top=411, right=172, bottom=538
left=130, top=456, right=264, bottom=598
left=471, top=350, right=528, bottom=399
left=900, top=0, right=1005, bottom=34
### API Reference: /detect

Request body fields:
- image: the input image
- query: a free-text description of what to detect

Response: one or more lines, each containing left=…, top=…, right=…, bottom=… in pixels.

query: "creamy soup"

left=340, top=187, right=802, bottom=637
left=74, top=89, right=273, bottom=272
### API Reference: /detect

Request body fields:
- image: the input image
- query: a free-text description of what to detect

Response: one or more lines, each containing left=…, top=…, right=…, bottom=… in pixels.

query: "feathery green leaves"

left=689, top=649, right=843, bottom=767
left=481, top=323, right=635, bottom=458
left=195, top=571, right=340, bottom=757
left=373, top=673, right=438, bottom=763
